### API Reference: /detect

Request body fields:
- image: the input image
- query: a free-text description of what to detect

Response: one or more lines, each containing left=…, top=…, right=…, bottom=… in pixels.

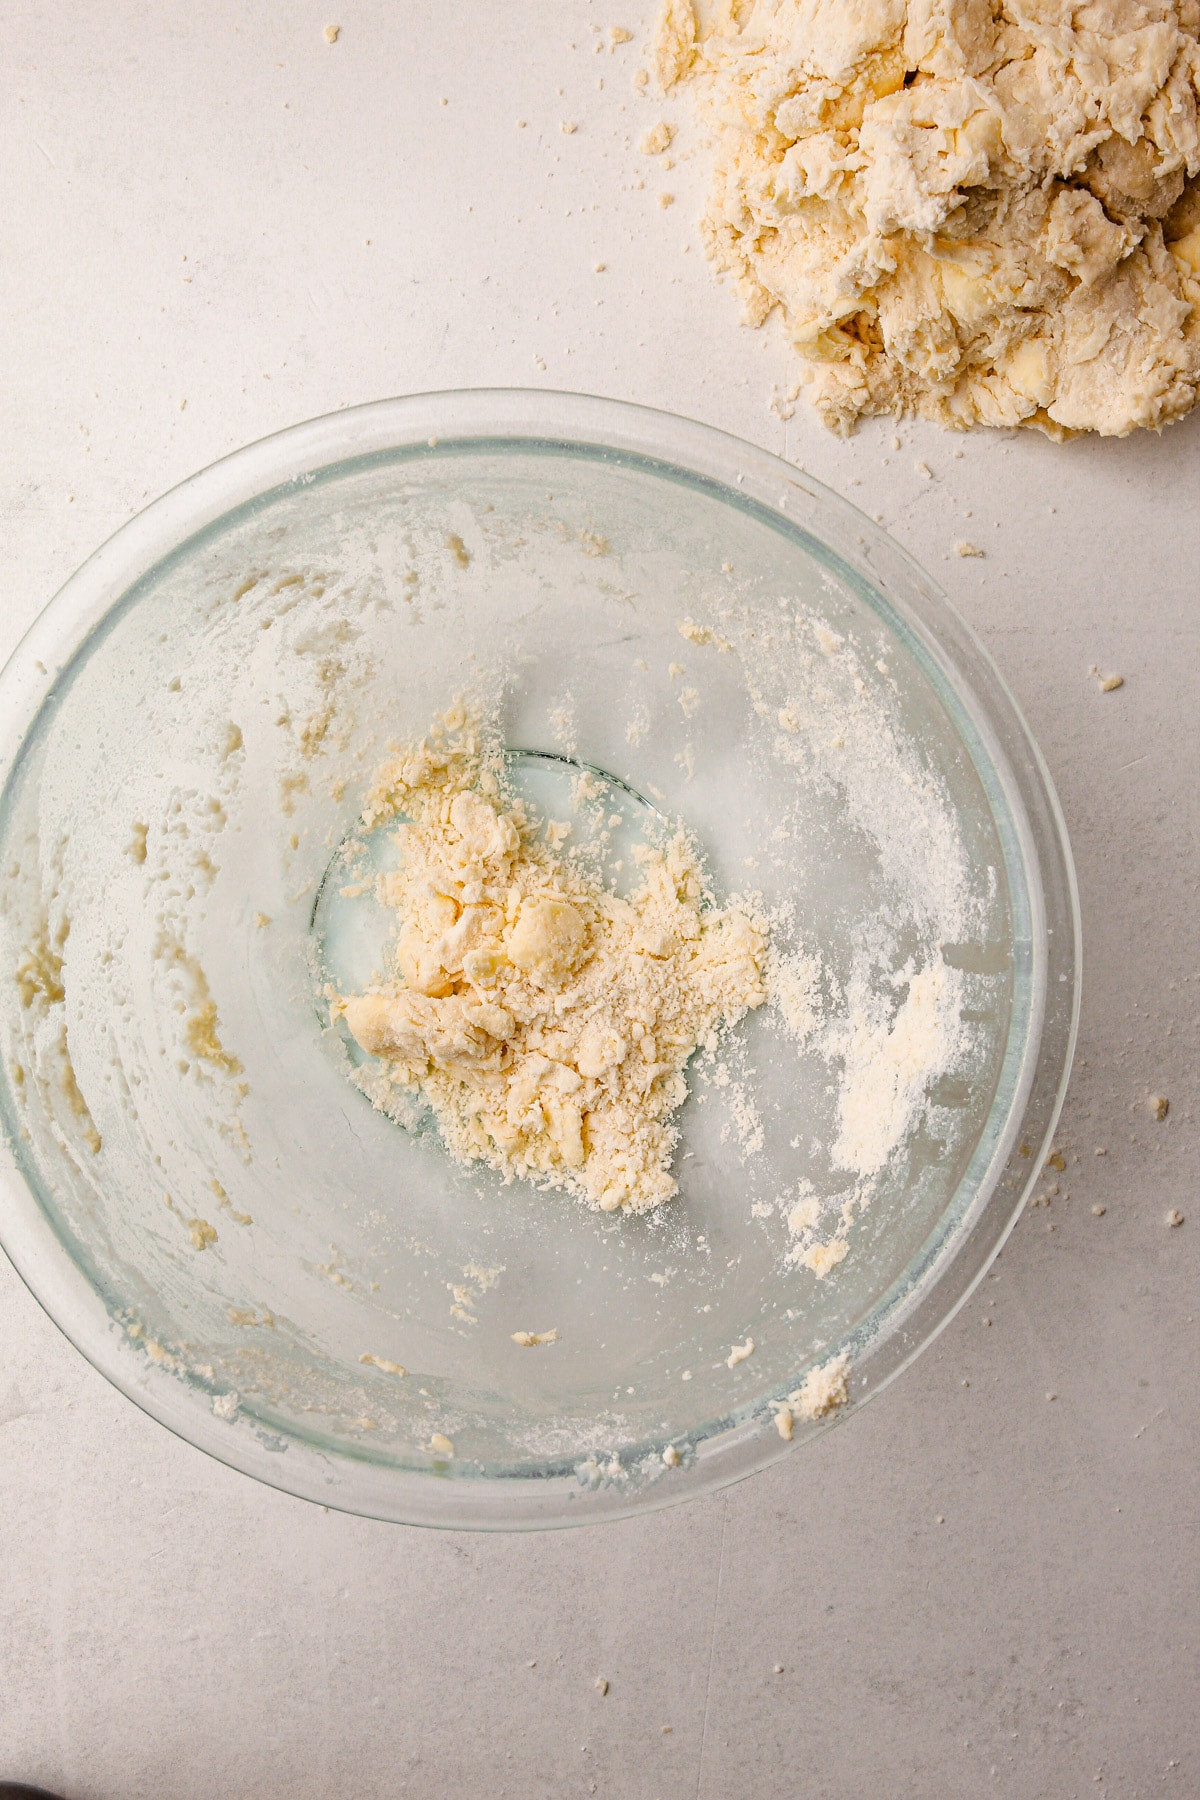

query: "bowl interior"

left=0, top=405, right=1064, bottom=1524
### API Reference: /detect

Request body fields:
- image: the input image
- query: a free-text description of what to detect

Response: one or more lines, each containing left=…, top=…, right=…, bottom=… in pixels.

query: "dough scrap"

left=339, top=707, right=767, bottom=1213
left=675, top=0, right=1200, bottom=435
left=793, top=1350, right=851, bottom=1420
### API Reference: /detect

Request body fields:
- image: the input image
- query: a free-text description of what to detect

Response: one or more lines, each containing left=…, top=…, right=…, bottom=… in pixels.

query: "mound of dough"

left=337, top=708, right=767, bottom=1213
left=671, top=0, right=1200, bottom=436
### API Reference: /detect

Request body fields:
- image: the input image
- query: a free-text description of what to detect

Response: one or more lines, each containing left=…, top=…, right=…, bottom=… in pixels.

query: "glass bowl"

left=0, top=391, right=1078, bottom=1528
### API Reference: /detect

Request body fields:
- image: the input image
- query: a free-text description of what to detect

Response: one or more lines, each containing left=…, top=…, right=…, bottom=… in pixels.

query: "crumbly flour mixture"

left=661, top=0, right=1200, bottom=435
left=335, top=706, right=768, bottom=1213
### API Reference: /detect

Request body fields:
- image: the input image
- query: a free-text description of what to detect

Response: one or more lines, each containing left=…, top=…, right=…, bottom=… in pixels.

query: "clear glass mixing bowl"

left=0, top=391, right=1078, bottom=1527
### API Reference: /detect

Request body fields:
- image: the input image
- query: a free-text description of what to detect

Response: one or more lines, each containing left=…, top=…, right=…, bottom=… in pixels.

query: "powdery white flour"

left=828, top=958, right=965, bottom=1182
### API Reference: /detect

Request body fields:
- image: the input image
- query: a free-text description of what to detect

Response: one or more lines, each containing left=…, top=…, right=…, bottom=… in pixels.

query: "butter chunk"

left=505, top=896, right=588, bottom=985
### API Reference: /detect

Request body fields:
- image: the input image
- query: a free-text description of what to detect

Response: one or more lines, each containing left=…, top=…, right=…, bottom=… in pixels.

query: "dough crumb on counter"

left=1147, top=1094, right=1170, bottom=1120
left=511, top=1328, right=560, bottom=1347
left=666, top=0, right=1200, bottom=438
left=639, top=120, right=676, bottom=154
left=429, top=1433, right=455, bottom=1458
left=1090, top=664, right=1126, bottom=691
left=337, top=705, right=767, bottom=1214
left=726, top=1336, right=755, bottom=1368
left=359, top=1352, right=408, bottom=1375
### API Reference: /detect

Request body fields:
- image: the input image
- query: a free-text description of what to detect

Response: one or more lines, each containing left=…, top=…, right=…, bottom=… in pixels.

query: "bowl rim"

left=0, top=388, right=1080, bottom=1529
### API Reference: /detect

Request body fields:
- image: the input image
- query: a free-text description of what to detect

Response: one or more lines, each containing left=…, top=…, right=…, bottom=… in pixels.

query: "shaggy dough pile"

left=666, top=0, right=1200, bottom=435
left=337, top=708, right=767, bottom=1213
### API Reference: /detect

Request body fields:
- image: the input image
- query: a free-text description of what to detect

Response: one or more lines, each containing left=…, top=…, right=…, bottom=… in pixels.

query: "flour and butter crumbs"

left=335, top=707, right=768, bottom=1215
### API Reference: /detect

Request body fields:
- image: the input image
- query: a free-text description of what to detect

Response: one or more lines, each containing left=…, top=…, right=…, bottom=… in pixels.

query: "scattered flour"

left=829, top=959, right=965, bottom=1181
left=771, top=956, right=964, bottom=1276
left=786, top=1188, right=819, bottom=1236
left=769, top=947, right=821, bottom=1042
left=734, top=603, right=977, bottom=1279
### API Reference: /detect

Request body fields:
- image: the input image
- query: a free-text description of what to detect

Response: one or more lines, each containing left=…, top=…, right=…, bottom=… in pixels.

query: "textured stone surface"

left=0, top=5, right=1196, bottom=1796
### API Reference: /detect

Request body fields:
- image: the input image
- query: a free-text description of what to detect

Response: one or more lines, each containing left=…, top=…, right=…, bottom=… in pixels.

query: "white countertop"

left=2, top=7, right=1197, bottom=1797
